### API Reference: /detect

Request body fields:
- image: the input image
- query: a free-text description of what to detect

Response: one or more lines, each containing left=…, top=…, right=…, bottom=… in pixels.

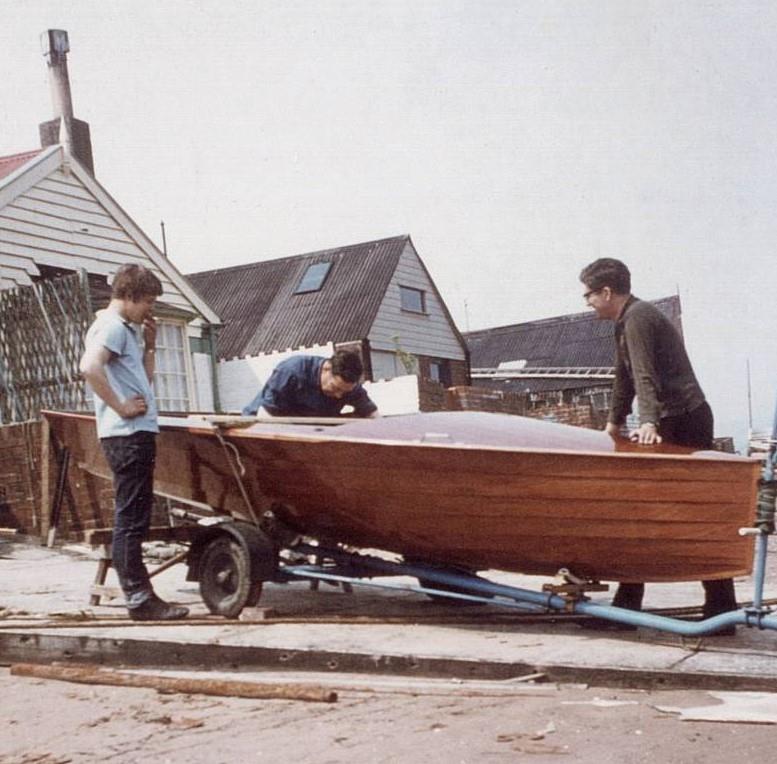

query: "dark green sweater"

left=609, top=296, right=706, bottom=426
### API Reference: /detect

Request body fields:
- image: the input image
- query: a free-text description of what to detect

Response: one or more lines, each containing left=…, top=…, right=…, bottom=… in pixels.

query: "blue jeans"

left=101, top=431, right=156, bottom=608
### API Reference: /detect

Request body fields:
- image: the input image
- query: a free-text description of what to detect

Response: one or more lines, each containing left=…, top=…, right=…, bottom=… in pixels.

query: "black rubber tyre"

left=199, top=536, right=263, bottom=618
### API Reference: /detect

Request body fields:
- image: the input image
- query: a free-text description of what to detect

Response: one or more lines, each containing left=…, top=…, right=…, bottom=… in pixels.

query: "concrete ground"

left=2, top=535, right=777, bottom=763
left=2, top=534, right=777, bottom=686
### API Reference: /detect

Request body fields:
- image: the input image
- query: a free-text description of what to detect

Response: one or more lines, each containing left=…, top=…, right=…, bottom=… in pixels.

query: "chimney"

left=38, top=30, right=95, bottom=175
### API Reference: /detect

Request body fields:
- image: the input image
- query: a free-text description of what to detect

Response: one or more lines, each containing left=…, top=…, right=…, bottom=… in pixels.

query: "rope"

left=213, top=427, right=260, bottom=526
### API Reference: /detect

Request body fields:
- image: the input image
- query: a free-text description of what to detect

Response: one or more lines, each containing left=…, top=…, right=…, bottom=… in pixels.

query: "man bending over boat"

left=241, top=349, right=378, bottom=418
left=580, top=257, right=736, bottom=634
left=79, top=264, right=188, bottom=622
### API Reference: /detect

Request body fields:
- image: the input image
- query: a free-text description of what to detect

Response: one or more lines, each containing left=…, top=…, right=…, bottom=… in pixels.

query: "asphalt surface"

left=2, top=535, right=777, bottom=690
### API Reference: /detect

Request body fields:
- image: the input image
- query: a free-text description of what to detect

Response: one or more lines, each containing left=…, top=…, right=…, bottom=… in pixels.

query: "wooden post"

left=39, top=417, right=51, bottom=542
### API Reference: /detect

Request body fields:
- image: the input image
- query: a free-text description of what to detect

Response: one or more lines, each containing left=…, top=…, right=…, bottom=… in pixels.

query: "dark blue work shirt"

left=241, top=355, right=377, bottom=417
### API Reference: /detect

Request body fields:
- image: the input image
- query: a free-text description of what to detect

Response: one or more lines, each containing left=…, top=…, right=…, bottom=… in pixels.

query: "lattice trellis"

left=0, top=271, right=93, bottom=423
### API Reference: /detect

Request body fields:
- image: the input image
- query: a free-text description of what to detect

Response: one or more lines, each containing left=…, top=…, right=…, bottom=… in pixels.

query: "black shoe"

left=129, top=597, right=189, bottom=622
left=702, top=600, right=738, bottom=637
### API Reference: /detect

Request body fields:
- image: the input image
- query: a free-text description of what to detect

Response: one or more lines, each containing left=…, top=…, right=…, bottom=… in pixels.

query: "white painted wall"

left=191, top=352, right=215, bottom=411
left=218, top=343, right=334, bottom=412
left=362, top=374, right=420, bottom=415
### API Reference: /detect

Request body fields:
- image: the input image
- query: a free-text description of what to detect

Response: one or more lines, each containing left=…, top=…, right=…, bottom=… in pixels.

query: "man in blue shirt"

left=80, top=264, right=188, bottom=622
left=242, top=350, right=378, bottom=418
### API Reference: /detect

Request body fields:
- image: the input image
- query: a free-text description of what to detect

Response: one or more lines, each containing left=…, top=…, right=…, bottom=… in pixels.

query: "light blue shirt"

left=85, top=309, right=159, bottom=438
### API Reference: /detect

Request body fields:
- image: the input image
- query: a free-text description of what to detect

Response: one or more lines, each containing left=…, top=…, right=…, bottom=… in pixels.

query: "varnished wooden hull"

left=44, top=410, right=761, bottom=583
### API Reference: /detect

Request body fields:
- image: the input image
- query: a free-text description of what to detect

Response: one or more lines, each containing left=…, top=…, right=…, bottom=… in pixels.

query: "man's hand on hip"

left=118, top=395, right=148, bottom=419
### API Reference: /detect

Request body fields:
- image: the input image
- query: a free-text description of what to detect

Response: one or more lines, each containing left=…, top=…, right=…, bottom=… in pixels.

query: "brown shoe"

left=129, top=597, right=189, bottom=621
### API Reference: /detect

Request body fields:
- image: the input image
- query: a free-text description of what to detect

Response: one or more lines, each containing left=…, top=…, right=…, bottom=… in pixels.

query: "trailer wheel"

left=199, top=536, right=263, bottom=617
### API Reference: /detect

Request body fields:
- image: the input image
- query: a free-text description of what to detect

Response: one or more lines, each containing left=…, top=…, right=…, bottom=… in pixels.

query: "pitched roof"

left=0, top=149, right=43, bottom=181
left=187, top=235, right=410, bottom=359
left=464, top=295, right=682, bottom=392
left=0, top=145, right=220, bottom=324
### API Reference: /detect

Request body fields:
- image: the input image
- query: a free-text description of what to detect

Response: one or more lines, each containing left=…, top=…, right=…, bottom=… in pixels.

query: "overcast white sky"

left=2, top=1, right=776, bottom=446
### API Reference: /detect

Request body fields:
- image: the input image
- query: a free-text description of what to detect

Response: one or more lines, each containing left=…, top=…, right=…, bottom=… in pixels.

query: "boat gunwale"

left=42, top=410, right=762, bottom=466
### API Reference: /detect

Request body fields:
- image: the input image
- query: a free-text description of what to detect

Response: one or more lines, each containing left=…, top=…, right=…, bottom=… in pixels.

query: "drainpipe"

left=207, top=324, right=222, bottom=413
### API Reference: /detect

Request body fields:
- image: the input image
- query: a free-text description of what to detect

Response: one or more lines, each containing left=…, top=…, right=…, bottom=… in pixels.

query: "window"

left=429, top=359, right=452, bottom=387
left=153, top=321, right=191, bottom=412
left=399, top=286, right=426, bottom=313
left=294, top=262, right=332, bottom=294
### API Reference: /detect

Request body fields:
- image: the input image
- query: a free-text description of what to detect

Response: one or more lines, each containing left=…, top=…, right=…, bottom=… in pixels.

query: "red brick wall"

left=416, top=356, right=470, bottom=388
left=0, top=420, right=114, bottom=540
left=418, top=384, right=598, bottom=430
left=444, top=386, right=531, bottom=416
left=417, top=378, right=449, bottom=411
left=0, top=421, right=41, bottom=533
left=527, top=401, right=596, bottom=429
left=448, top=360, right=470, bottom=387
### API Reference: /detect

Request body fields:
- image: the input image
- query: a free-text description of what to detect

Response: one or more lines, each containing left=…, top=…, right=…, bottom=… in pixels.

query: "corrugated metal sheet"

left=464, top=296, right=682, bottom=394
left=0, top=150, right=42, bottom=182
left=187, top=235, right=408, bottom=359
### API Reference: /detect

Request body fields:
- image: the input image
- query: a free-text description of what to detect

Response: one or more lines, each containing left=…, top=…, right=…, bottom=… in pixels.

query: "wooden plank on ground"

left=10, top=663, right=338, bottom=703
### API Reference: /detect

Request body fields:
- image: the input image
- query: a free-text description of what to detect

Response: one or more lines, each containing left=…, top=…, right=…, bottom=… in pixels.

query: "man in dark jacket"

left=579, top=257, right=736, bottom=634
left=242, top=349, right=378, bottom=418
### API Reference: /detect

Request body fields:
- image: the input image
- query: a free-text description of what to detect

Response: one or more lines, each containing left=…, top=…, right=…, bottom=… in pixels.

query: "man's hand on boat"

left=605, top=421, right=663, bottom=445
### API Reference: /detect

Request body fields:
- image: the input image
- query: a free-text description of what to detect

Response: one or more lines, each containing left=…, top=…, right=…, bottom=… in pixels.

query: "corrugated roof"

left=0, top=149, right=42, bottom=181
left=464, top=296, right=682, bottom=393
left=187, top=235, right=409, bottom=359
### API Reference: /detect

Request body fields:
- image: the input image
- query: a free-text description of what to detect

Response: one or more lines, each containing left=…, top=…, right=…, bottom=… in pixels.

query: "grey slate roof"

left=464, top=295, right=682, bottom=393
left=187, top=235, right=409, bottom=359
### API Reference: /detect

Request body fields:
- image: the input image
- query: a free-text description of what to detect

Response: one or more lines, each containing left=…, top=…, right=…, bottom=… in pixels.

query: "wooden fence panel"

left=0, top=271, right=92, bottom=423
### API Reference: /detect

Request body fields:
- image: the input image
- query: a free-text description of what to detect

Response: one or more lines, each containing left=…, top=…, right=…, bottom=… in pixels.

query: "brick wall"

left=527, top=401, right=597, bottom=429
left=448, top=359, right=470, bottom=387
left=0, top=420, right=115, bottom=541
left=417, top=378, right=448, bottom=411
left=416, top=356, right=470, bottom=388
left=0, top=421, right=41, bottom=533
left=425, top=385, right=598, bottom=430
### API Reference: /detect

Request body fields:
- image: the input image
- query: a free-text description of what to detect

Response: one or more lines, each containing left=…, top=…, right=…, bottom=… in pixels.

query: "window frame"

left=152, top=319, right=194, bottom=413
left=399, top=285, right=426, bottom=314
left=428, top=358, right=452, bottom=386
left=294, top=262, right=333, bottom=295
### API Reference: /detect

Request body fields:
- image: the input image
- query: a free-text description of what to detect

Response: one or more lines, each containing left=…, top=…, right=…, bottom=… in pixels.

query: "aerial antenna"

left=747, top=359, right=753, bottom=433
left=160, top=220, right=168, bottom=258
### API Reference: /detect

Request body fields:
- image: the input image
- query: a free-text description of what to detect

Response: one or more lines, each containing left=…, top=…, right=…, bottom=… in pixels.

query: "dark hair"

left=111, top=264, right=163, bottom=301
left=330, top=349, right=363, bottom=383
left=579, top=258, right=631, bottom=295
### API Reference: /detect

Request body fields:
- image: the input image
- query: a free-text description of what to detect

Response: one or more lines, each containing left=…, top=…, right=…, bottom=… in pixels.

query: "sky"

left=2, top=0, right=776, bottom=448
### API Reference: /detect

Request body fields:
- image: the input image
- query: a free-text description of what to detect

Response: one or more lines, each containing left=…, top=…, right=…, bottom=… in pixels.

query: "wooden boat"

left=43, top=409, right=761, bottom=583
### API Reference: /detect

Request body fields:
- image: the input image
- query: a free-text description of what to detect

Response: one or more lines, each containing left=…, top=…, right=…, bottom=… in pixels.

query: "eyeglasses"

left=583, top=288, right=602, bottom=301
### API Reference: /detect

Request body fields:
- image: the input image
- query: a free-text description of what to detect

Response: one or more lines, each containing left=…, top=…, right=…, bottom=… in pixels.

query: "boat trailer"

left=173, top=479, right=777, bottom=636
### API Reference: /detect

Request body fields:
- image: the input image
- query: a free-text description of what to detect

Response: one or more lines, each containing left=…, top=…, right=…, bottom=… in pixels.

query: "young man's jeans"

left=100, top=431, right=156, bottom=609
